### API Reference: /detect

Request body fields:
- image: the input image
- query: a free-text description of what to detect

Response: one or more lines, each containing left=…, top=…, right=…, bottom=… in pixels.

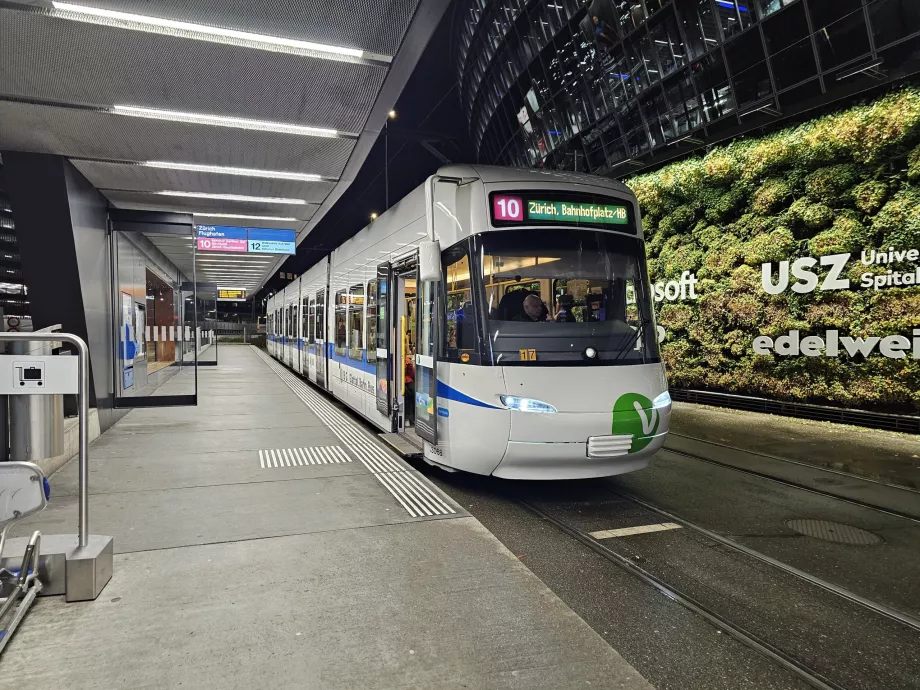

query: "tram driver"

left=513, top=294, right=549, bottom=322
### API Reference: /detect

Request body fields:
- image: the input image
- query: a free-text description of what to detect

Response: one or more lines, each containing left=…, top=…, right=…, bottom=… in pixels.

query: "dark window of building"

left=758, top=0, right=797, bottom=19
left=716, top=0, right=754, bottom=39
left=763, top=2, right=818, bottom=89
left=679, top=0, right=719, bottom=57
left=725, top=29, right=771, bottom=108
left=810, top=0, right=870, bottom=71
left=650, top=14, right=688, bottom=79
left=869, top=0, right=920, bottom=49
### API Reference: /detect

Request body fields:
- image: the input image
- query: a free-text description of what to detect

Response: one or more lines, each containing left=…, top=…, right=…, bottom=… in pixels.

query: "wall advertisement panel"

left=629, top=88, right=920, bottom=415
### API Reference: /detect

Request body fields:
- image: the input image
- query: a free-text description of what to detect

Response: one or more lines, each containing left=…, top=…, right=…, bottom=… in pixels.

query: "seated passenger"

left=514, top=294, right=549, bottom=322
left=554, top=295, right=577, bottom=322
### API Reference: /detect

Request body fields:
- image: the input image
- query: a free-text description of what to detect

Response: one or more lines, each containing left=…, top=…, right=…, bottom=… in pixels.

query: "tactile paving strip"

left=254, top=347, right=456, bottom=519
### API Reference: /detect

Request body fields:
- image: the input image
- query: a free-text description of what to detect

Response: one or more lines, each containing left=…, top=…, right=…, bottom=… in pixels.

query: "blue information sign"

left=247, top=228, right=296, bottom=255
left=196, top=225, right=248, bottom=239
left=194, top=225, right=296, bottom=254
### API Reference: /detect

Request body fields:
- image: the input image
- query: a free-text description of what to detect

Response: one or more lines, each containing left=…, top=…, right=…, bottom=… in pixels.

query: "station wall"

left=628, top=86, right=920, bottom=414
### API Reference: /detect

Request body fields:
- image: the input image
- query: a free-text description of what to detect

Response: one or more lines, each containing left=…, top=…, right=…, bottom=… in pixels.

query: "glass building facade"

left=454, top=0, right=920, bottom=175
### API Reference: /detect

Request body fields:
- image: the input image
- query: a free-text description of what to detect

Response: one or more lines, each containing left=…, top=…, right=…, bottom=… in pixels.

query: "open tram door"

left=315, top=288, right=327, bottom=389
left=414, top=240, right=441, bottom=446
left=374, top=263, right=392, bottom=421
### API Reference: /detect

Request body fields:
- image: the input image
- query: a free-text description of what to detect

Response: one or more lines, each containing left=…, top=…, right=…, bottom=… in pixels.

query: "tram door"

left=392, top=270, right=418, bottom=437
left=315, top=289, right=327, bottom=389
left=414, top=273, right=439, bottom=445
left=307, top=297, right=317, bottom=381
left=374, top=263, right=391, bottom=420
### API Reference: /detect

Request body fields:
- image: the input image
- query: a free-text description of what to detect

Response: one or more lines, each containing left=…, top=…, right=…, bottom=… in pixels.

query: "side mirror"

left=0, top=462, right=48, bottom=524
left=419, top=239, right=442, bottom=283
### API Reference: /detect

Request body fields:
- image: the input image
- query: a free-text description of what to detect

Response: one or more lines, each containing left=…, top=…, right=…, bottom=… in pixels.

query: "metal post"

left=0, top=332, right=89, bottom=547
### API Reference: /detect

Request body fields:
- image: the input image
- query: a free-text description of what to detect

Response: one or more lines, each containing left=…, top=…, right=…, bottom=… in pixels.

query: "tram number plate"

left=519, top=349, right=537, bottom=361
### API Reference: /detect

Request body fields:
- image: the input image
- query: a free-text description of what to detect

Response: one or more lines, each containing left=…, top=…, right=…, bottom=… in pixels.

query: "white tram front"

left=267, top=165, right=670, bottom=480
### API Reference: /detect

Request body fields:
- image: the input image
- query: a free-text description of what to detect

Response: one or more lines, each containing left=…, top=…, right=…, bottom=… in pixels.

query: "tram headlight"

left=652, top=391, right=672, bottom=409
left=499, top=395, right=557, bottom=414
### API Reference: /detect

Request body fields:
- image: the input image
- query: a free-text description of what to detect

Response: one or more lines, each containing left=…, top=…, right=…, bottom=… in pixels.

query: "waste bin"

left=8, top=330, right=64, bottom=462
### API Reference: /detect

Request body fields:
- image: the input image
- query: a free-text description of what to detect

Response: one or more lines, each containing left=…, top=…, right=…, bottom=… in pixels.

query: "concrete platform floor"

left=1, top=345, right=652, bottom=690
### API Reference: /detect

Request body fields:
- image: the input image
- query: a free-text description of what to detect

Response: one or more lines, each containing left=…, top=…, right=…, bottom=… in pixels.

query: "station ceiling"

left=0, top=0, right=450, bottom=295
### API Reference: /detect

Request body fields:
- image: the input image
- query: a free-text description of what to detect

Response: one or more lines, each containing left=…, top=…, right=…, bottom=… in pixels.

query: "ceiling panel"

left=70, top=160, right=337, bottom=202
left=0, top=101, right=355, bottom=176
left=105, top=190, right=316, bottom=220
left=67, top=0, right=421, bottom=56
left=1, top=10, right=386, bottom=131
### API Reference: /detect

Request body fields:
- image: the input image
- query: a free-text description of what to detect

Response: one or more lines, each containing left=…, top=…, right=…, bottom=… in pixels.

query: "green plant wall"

left=627, top=86, right=920, bottom=413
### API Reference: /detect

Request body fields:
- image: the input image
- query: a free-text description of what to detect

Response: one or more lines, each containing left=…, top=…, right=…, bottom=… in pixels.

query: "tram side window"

left=315, top=292, right=325, bottom=343
left=302, top=297, right=310, bottom=343
left=443, top=245, right=476, bottom=363
left=334, top=291, right=347, bottom=356
left=307, top=299, right=315, bottom=344
left=348, top=283, right=365, bottom=361
left=366, top=280, right=377, bottom=364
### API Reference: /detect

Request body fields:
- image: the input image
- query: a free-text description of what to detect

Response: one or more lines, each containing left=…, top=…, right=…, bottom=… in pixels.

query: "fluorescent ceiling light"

left=156, top=191, right=307, bottom=204
left=144, top=161, right=324, bottom=182
left=192, top=213, right=299, bottom=221
left=196, top=259, right=277, bottom=264
left=51, top=3, right=390, bottom=65
left=113, top=105, right=344, bottom=138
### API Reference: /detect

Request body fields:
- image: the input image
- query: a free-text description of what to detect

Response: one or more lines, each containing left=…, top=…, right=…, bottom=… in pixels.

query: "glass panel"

left=650, top=15, right=688, bottom=78
left=334, top=290, right=347, bottom=356
left=692, top=0, right=720, bottom=50
left=367, top=280, right=377, bottom=364
left=348, top=283, right=364, bottom=361
left=315, top=290, right=326, bottom=387
left=619, top=1, right=649, bottom=32
left=375, top=265, right=390, bottom=416
left=812, top=1, right=870, bottom=70
left=303, top=297, right=311, bottom=344
left=443, top=245, right=476, bottom=364
left=763, top=3, right=817, bottom=89
left=479, top=229, right=659, bottom=366
left=716, top=0, right=754, bottom=39
left=115, top=227, right=197, bottom=405
left=414, top=279, right=437, bottom=442
left=758, top=0, right=797, bottom=18
left=869, top=0, right=920, bottom=48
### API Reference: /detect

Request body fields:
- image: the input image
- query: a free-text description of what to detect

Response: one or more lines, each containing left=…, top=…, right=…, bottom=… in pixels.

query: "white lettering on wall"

left=752, top=330, right=920, bottom=359
left=653, top=270, right=699, bottom=303
left=762, top=246, right=919, bottom=295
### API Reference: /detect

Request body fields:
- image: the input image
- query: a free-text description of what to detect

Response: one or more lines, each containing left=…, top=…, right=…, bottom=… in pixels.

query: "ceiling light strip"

left=112, top=105, right=353, bottom=139
left=144, top=161, right=329, bottom=182
left=155, top=191, right=307, bottom=204
left=50, top=3, right=391, bottom=65
left=192, top=212, right=300, bottom=221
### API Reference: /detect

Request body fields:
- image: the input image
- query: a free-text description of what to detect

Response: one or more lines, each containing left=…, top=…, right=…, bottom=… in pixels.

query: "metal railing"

left=0, top=332, right=90, bottom=546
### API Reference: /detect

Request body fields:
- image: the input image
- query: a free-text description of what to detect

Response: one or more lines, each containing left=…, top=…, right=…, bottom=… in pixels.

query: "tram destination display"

left=490, top=191, right=633, bottom=230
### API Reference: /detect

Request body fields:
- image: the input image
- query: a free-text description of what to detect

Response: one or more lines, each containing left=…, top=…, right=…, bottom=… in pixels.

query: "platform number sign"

left=493, top=195, right=523, bottom=222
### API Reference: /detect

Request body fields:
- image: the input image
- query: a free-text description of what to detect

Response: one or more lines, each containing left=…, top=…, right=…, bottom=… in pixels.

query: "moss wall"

left=627, top=86, right=920, bottom=413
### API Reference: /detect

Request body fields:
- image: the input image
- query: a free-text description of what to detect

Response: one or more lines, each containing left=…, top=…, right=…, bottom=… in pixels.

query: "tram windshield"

left=479, top=229, right=659, bottom=365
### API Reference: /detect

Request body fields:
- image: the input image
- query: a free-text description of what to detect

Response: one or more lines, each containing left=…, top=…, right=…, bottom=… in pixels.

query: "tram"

left=267, top=165, right=670, bottom=479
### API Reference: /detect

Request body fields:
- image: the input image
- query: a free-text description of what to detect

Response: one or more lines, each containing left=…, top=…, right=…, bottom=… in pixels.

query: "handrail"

left=0, top=332, right=90, bottom=547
